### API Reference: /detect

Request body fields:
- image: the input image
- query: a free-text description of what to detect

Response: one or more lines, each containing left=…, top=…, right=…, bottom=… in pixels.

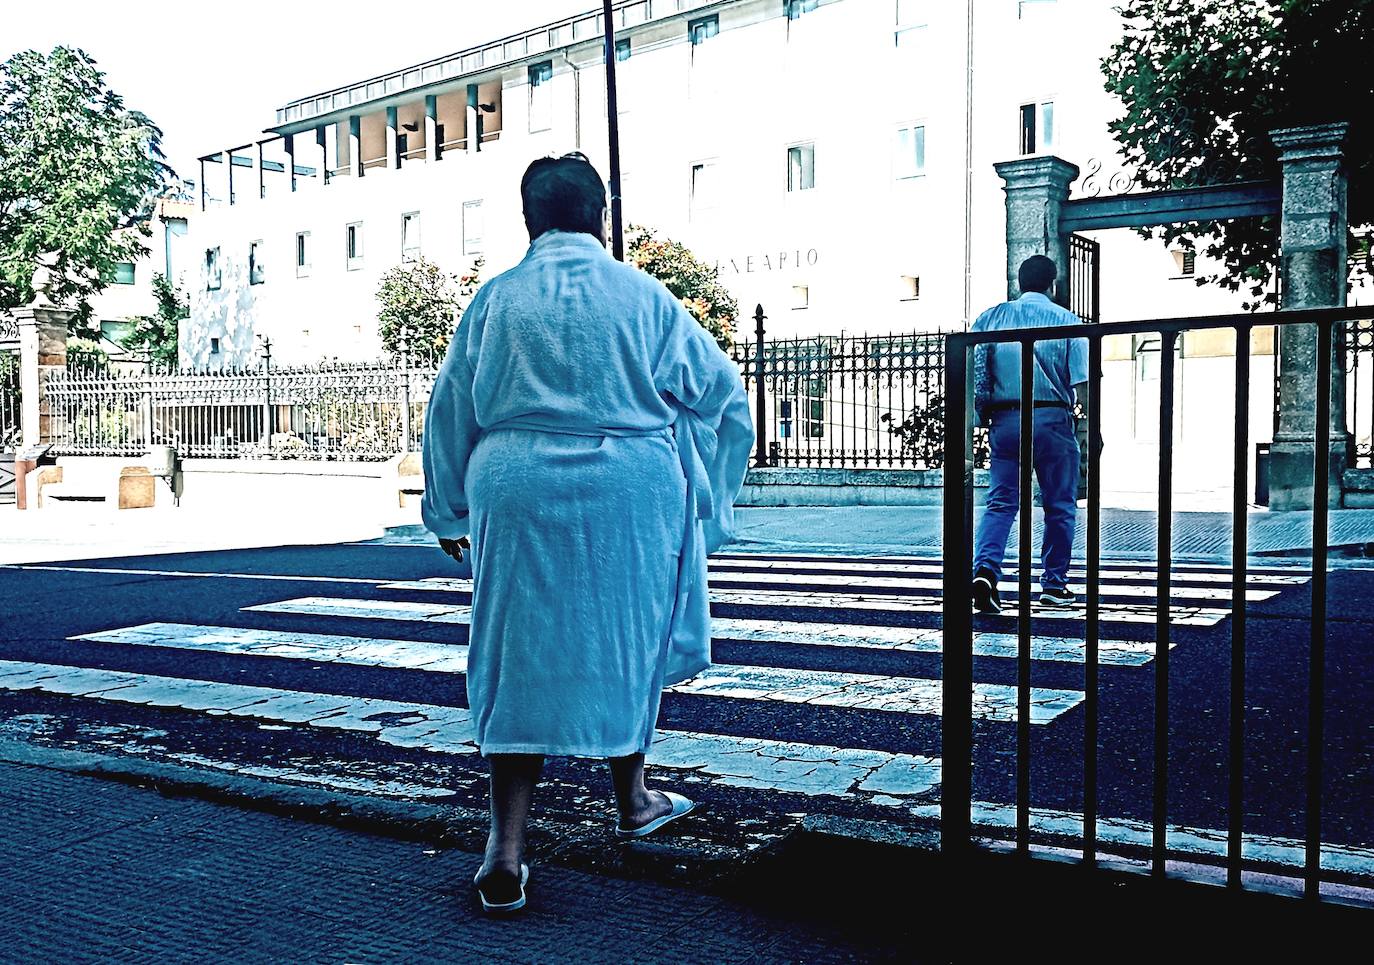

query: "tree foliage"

left=627, top=225, right=739, bottom=350
left=121, top=272, right=187, bottom=368
left=0, top=47, right=171, bottom=325
left=1102, top=0, right=1374, bottom=308
left=376, top=256, right=483, bottom=361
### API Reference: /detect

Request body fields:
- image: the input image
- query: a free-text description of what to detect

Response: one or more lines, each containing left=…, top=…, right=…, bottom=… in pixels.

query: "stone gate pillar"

left=994, top=156, right=1079, bottom=305
left=1268, top=122, right=1349, bottom=511
left=16, top=304, right=70, bottom=449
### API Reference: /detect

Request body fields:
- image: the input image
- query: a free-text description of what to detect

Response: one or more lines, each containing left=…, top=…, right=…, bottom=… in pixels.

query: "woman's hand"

left=439, top=536, right=472, bottom=563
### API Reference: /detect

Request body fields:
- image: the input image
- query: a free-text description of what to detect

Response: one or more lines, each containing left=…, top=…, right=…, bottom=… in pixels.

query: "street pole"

left=602, top=0, right=625, bottom=261
left=259, top=335, right=273, bottom=456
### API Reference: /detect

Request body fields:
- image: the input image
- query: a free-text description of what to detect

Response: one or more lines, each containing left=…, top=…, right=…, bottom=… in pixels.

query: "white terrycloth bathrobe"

left=421, top=230, right=753, bottom=758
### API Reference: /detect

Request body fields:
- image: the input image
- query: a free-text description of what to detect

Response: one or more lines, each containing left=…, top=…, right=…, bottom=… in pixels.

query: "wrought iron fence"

left=43, top=357, right=439, bottom=461
left=1, top=352, right=19, bottom=451
left=1345, top=318, right=1374, bottom=469
left=733, top=323, right=986, bottom=469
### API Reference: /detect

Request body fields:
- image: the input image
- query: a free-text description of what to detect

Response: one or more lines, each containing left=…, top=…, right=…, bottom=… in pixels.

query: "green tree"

left=627, top=225, right=739, bottom=350
left=0, top=47, right=171, bottom=326
left=376, top=256, right=483, bottom=360
left=120, top=272, right=187, bottom=369
left=1102, top=0, right=1374, bottom=308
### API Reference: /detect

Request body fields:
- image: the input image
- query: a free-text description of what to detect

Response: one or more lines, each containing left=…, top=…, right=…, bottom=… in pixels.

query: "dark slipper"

left=474, top=863, right=529, bottom=914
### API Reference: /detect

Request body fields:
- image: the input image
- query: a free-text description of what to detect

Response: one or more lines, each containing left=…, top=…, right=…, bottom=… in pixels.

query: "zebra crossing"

left=2, top=551, right=1353, bottom=872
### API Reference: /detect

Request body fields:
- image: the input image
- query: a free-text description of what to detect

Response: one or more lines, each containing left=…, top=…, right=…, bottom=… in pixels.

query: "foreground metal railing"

left=941, top=304, right=1370, bottom=903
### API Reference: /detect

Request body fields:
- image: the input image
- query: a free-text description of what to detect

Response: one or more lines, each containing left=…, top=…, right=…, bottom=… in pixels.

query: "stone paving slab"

left=0, top=760, right=921, bottom=964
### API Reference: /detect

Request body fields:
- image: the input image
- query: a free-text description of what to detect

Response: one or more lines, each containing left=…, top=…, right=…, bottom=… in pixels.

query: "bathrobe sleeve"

left=420, top=303, right=484, bottom=541
left=653, top=297, right=755, bottom=553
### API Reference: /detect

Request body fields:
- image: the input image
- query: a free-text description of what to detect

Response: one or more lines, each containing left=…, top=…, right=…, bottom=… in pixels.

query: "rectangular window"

left=528, top=61, right=553, bottom=133
left=894, top=124, right=926, bottom=179
left=787, top=142, right=816, bottom=192
left=615, top=38, right=631, bottom=61
left=1172, top=250, right=1197, bottom=277
left=210, top=337, right=221, bottom=355
left=895, top=0, right=927, bottom=46
left=690, top=161, right=718, bottom=218
left=1019, top=100, right=1055, bottom=154
left=296, top=231, right=311, bottom=278
left=463, top=200, right=484, bottom=255
left=901, top=275, right=920, bottom=301
left=113, top=262, right=136, bottom=285
left=346, top=222, right=363, bottom=269
left=792, top=285, right=809, bottom=310
left=402, top=212, right=421, bottom=262
left=787, top=0, right=819, bottom=19
left=205, top=248, right=221, bottom=291
left=689, top=15, right=719, bottom=45
left=249, top=241, right=265, bottom=285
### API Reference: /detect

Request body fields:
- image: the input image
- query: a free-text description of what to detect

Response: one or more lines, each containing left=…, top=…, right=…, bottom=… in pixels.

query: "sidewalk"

left=0, top=759, right=918, bottom=964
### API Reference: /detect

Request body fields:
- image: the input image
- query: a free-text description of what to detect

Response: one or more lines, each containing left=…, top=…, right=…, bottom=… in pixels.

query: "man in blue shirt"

left=970, top=255, right=1088, bottom=612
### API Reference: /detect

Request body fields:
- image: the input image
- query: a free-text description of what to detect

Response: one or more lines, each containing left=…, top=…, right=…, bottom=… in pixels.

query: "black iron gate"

left=1068, top=233, right=1100, bottom=325
left=0, top=352, right=19, bottom=504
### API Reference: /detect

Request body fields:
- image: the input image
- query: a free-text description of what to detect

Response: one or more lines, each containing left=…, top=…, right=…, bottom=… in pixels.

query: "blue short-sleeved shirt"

left=971, top=292, right=1089, bottom=406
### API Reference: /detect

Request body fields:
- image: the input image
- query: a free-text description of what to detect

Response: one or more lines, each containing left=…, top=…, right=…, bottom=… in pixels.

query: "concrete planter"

left=738, top=467, right=989, bottom=507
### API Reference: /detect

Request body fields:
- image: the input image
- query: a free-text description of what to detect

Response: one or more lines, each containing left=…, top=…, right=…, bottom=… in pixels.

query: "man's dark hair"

left=1018, top=255, right=1057, bottom=294
left=520, top=155, right=606, bottom=240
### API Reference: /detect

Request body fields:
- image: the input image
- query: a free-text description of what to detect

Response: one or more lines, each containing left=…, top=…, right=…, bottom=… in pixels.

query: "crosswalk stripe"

left=709, top=558, right=1309, bottom=587
left=906, top=801, right=1374, bottom=878
left=711, top=619, right=1164, bottom=666
left=247, top=597, right=472, bottom=623
left=72, top=623, right=1082, bottom=724
left=371, top=580, right=1232, bottom=627
left=0, top=659, right=939, bottom=801
left=701, top=569, right=1277, bottom=601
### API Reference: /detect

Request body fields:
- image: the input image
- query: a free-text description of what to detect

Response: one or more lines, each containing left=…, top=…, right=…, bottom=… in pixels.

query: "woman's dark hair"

left=1017, top=254, right=1057, bottom=294
left=520, top=154, right=606, bottom=240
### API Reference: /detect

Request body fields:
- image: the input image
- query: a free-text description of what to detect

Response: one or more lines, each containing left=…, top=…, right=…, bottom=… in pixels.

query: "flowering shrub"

left=626, top=225, right=737, bottom=351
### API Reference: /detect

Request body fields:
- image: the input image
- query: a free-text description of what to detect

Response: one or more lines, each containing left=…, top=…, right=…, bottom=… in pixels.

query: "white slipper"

left=615, top=791, right=697, bottom=839
left=474, top=863, right=529, bottom=914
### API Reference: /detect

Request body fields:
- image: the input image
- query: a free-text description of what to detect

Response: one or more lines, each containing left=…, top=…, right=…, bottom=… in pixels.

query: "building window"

left=463, top=200, right=484, bottom=255
left=1172, top=249, right=1197, bottom=277
left=210, top=337, right=221, bottom=355
left=112, top=262, right=136, bottom=285
left=402, top=212, right=421, bottom=262
left=528, top=61, right=553, bottom=133
left=895, top=0, right=927, bottom=47
left=690, top=161, right=718, bottom=218
left=205, top=248, right=221, bottom=291
left=346, top=222, right=363, bottom=270
left=787, top=142, right=816, bottom=192
left=248, top=241, right=265, bottom=285
left=792, top=285, right=809, bottom=310
left=615, top=38, right=631, bottom=61
left=787, top=0, right=819, bottom=19
left=900, top=276, right=921, bottom=301
left=1019, top=0, right=1056, bottom=19
left=1019, top=101, right=1055, bottom=155
left=894, top=124, right=926, bottom=179
left=689, top=15, right=719, bottom=46
left=296, top=231, right=311, bottom=278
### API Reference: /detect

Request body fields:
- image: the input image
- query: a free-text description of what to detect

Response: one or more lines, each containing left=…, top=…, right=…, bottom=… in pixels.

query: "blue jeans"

left=973, top=408, right=1080, bottom=590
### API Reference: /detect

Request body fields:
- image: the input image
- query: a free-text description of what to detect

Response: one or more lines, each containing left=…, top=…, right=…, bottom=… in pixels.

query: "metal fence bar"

left=1229, top=321, right=1252, bottom=888
left=1153, top=329, right=1178, bottom=877
left=1084, top=335, right=1102, bottom=865
left=1016, top=341, right=1034, bottom=854
left=941, top=336, right=973, bottom=856
left=1307, top=318, right=1333, bottom=900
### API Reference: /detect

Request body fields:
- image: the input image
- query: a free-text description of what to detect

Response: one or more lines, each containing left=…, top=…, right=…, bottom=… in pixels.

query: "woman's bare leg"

left=478, top=754, right=544, bottom=894
left=608, top=753, right=675, bottom=828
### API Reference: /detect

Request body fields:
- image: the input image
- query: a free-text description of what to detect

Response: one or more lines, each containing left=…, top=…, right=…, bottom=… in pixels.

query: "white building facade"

left=188, top=0, right=1354, bottom=504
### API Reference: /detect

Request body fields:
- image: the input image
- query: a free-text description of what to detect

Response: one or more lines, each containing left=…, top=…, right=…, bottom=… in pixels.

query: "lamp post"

left=602, top=0, right=625, bottom=261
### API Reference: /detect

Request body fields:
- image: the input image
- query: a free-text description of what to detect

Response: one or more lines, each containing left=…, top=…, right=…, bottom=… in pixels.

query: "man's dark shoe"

left=972, top=568, right=1002, bottom=614
left=1039, top=586, right=1076, bottom=608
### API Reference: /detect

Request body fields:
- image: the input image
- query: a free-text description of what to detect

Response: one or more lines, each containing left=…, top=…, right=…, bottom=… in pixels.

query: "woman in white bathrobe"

left=421, top=155, right=753, bottom=913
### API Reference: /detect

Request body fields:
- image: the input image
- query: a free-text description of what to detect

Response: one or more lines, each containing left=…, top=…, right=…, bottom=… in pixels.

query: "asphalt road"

left=0, top=538, right=1370, bottom=883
